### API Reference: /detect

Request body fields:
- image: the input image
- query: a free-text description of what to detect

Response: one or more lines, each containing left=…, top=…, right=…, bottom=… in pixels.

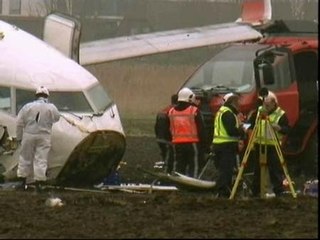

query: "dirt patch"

left=0, top=187, right=317, bottom=239
left=0, top=135, right=318, bottom=239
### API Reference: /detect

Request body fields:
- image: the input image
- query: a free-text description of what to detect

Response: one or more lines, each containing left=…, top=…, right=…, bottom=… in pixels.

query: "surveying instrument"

left=229, top=90, right=297, bottom=200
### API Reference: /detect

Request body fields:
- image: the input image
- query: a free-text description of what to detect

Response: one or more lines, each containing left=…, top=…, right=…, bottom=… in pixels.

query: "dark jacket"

left=154, top=105, right=172, bottom=142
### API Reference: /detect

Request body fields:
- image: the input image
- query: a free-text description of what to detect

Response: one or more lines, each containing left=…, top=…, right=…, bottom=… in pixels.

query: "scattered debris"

left=303, top=179, right=318, bottom=197
left=45, top=197, right=64, bottom=207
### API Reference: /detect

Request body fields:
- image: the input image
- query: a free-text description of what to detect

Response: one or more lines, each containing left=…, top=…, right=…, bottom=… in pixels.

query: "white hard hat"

left=177, top=88, right=195, bottom=103
left=35, top=86, right=49, bottom=96
left=223, top=92, right=234, bottom=102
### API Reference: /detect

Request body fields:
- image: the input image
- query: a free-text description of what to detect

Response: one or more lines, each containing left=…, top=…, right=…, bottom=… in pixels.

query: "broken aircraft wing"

left=79, top=22, right=262, bottom=65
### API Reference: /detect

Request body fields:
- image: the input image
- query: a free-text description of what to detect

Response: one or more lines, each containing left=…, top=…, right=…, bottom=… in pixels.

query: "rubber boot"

left=16, top=177, right=27, bottom=191
left=35, top=180, right=46, bottom=193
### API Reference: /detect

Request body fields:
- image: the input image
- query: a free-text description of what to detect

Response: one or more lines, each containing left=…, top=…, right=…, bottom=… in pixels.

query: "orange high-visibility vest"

left=168, top=105, right=199, bottom=143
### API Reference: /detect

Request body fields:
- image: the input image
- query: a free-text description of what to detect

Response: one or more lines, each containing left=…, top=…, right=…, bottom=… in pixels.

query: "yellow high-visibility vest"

left=255, top=106, right=285, bottom=145
left=213, top=106, right=239, bottom=144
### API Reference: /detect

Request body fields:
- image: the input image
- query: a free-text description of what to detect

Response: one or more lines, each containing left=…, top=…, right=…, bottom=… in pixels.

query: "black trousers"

left=213, top=142, right=238, bottom=197
left=251, top=144, right=285, bottom=196
left=173, top=142, right=199, bottom=178
left=157, top=141, right=174, bottom=174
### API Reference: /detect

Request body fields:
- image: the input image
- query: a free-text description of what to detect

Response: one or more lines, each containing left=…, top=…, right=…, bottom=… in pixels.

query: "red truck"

left=174, top=18, right=318, bottom=179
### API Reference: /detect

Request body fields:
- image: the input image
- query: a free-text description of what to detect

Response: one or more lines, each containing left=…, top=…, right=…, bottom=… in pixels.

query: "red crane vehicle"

left=172, top=2, right=318, bottom=179
left=76, top=0, right=318, bottom=184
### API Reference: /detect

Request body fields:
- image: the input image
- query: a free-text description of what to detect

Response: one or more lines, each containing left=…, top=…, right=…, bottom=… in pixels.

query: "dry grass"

left=87, top=61, right=197, bottom=118
left=84, top=46, right=223, bottom=120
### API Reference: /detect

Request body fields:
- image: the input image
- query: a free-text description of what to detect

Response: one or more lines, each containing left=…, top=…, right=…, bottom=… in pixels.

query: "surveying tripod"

left=229, top=112, right=297, bottom=199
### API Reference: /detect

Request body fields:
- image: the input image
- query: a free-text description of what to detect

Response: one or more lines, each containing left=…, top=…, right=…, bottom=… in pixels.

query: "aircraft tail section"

left=236, top=0, right=272, bottom=26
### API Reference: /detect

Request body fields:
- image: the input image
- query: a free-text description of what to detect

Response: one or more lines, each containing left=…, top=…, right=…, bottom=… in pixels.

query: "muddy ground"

left=0, top=135, right=318, bottom=239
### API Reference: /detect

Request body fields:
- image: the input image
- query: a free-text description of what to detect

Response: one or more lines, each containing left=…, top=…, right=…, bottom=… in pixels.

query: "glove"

left=271, top=124, right=281, bottom=131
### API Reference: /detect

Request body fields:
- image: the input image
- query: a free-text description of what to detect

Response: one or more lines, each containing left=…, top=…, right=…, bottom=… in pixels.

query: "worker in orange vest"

left=168, top=88, right=209, bottom=178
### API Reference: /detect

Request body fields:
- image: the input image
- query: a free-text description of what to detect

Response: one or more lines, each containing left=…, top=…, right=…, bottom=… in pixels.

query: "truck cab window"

left=184, top=45, right=259, bottom=94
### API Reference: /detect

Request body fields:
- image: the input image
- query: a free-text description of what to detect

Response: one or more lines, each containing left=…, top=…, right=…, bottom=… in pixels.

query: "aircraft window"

left=185, top=60, right=254, bottom=93
left=87, top=84, right=112, bottom=112
left=16, top=89, right=93, bottom=113
left=16, top=89, right=36, bottom=113
left=50, top=92, right=93, bottom=113
left=0, top=87, right=11, bottom=113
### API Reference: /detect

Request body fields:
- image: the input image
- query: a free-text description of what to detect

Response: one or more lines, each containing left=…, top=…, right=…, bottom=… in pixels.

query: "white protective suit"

left=16, top=97, right=60, bottom=181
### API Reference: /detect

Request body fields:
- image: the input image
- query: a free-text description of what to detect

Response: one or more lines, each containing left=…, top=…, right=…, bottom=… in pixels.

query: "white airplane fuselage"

left=0, top=20, right=125, bottom=186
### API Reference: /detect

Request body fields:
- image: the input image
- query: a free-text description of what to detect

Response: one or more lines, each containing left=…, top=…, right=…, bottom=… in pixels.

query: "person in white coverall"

left=16, top=86, right=60, bottom=192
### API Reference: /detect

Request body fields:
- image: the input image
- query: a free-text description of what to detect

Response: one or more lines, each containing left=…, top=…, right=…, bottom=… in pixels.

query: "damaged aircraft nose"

left=55, top=130, right=126, bottom=187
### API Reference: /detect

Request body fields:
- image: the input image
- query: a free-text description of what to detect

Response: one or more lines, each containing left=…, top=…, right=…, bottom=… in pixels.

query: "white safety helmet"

left=223, top=92, right=235, bottom=102
left=177, top=87, right=195, bottom=103
left=35, top=86, right=49, bottom=97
